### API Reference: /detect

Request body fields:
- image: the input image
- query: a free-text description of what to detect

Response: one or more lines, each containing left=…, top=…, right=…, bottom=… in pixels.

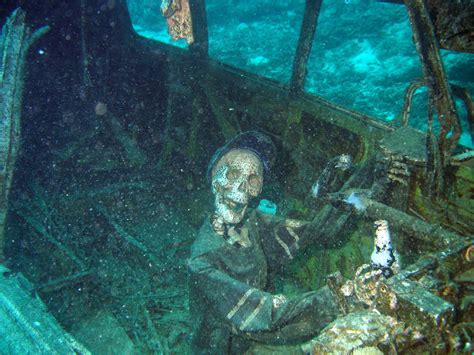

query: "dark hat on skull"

left=207, top=131, right=276, bottom=182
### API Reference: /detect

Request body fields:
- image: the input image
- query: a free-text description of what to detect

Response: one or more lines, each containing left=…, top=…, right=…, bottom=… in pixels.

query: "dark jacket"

left=188, top=210, right=339, bottom=354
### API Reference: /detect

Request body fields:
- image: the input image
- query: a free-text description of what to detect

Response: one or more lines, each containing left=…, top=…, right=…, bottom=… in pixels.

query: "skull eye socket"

left=248, top=174, right=262, bottom=189
left=226, top=168, right=239, bottom=180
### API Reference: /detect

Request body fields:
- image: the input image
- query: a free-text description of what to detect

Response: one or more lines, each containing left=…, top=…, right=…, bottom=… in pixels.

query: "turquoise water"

left=128, top=0, right=473, bottom=147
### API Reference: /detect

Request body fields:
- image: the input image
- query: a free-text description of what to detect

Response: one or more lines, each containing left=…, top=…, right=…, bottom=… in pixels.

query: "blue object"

left=257, top=199, right=277, bottom=215
left=344, top=192, right=366, bottom=211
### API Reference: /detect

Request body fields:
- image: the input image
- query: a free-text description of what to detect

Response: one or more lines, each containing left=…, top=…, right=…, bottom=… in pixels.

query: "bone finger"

left=389, top=167, right=410, bottom=176
left=391, top=153, right=406, bottom=162
left=388, top=174, right=408, bottom=186
left=391, top=161, right=409, bottom=168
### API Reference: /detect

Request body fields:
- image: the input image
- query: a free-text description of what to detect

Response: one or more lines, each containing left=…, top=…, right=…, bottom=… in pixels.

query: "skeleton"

left=197, top=132, right=421, bottom=352
left=191, top=134, right=345, bottom=353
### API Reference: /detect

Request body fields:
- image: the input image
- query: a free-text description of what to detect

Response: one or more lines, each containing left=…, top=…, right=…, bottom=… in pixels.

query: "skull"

left=211, top=149, right=264, bottom=225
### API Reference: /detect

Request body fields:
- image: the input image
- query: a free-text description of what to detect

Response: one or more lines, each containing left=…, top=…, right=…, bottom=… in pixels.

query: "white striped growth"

left=370, top=220, right=395, bottom=276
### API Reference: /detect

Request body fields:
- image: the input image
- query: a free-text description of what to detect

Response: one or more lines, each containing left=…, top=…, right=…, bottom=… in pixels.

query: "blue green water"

left=128, top=0, right=473, bottom=148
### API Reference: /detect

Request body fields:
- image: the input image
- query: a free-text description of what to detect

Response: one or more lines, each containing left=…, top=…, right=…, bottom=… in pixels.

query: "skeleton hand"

left=383, top=154, right=411, bottom=186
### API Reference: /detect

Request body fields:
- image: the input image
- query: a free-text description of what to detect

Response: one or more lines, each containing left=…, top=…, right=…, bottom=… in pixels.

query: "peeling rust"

left=404, top=0, right=462, bottom=198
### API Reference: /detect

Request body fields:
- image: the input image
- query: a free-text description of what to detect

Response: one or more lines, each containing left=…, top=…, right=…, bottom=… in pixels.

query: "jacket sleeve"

left=255, top=212, right=314, bottom=270
left=188, top=251, right=339, bottom=344
left=257, top=206, right=352, bottom=271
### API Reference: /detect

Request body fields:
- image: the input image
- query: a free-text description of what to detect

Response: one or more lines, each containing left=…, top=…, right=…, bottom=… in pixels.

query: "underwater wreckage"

left=0, top=0, right=473, bottom=353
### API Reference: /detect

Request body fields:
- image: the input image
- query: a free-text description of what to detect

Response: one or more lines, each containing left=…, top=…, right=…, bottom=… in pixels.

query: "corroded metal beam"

left=189, top=0, right=208, bottom=56
left=290, top=0, right=323, bottom=95
left=362, top=197, right=472, bottom=250
left=426, top=0, right=474, bottom=53
left=404, top=0, right=461, bottom=189
left=327, top=192, right=473, bottom=250
left=0, top=9, right=49, bottom=261
left=400, top=78, right=426, bottom=127
left=452, top=84, right=474, bottom=146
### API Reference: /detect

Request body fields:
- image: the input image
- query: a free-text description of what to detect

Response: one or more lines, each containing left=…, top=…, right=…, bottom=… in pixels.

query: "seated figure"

left=188, top=131, right=355, bottom=353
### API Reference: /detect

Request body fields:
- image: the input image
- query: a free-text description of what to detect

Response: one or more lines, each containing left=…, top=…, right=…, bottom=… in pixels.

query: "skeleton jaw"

left=215, top=194, right=248, bottom=225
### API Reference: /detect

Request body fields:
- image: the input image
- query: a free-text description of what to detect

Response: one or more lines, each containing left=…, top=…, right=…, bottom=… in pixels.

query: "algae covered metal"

left=0, top=9, right=48, bottom=260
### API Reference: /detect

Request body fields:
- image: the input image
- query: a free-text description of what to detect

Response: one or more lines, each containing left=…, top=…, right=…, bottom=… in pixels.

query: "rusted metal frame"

left=327, top=193, right=472, bottom=250
left=401, top=80, right=473, bottom=146
left=289, top=0, right=323, bottom=96
left=361, top=197, right=471, bottom=250
left=451, top=84, right=474, bottom=146
left=286, top=0, right=391, bottom=154
left=0, top=10, right=49, bottom=261
left=404, top=0, right=461, bottom=167
left=401, top=78, right=426, bottom=126
left=427, top=0, right=474, bottom=53
left=188, top=0, right=208, bottom=57
left=424, top=94, right=443, bottom=199
left=178, top=0, right=209, bottom=163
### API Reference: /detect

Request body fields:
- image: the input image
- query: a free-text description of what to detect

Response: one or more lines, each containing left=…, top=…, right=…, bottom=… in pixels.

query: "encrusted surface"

left=306, top=310, right=404, bottom=354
